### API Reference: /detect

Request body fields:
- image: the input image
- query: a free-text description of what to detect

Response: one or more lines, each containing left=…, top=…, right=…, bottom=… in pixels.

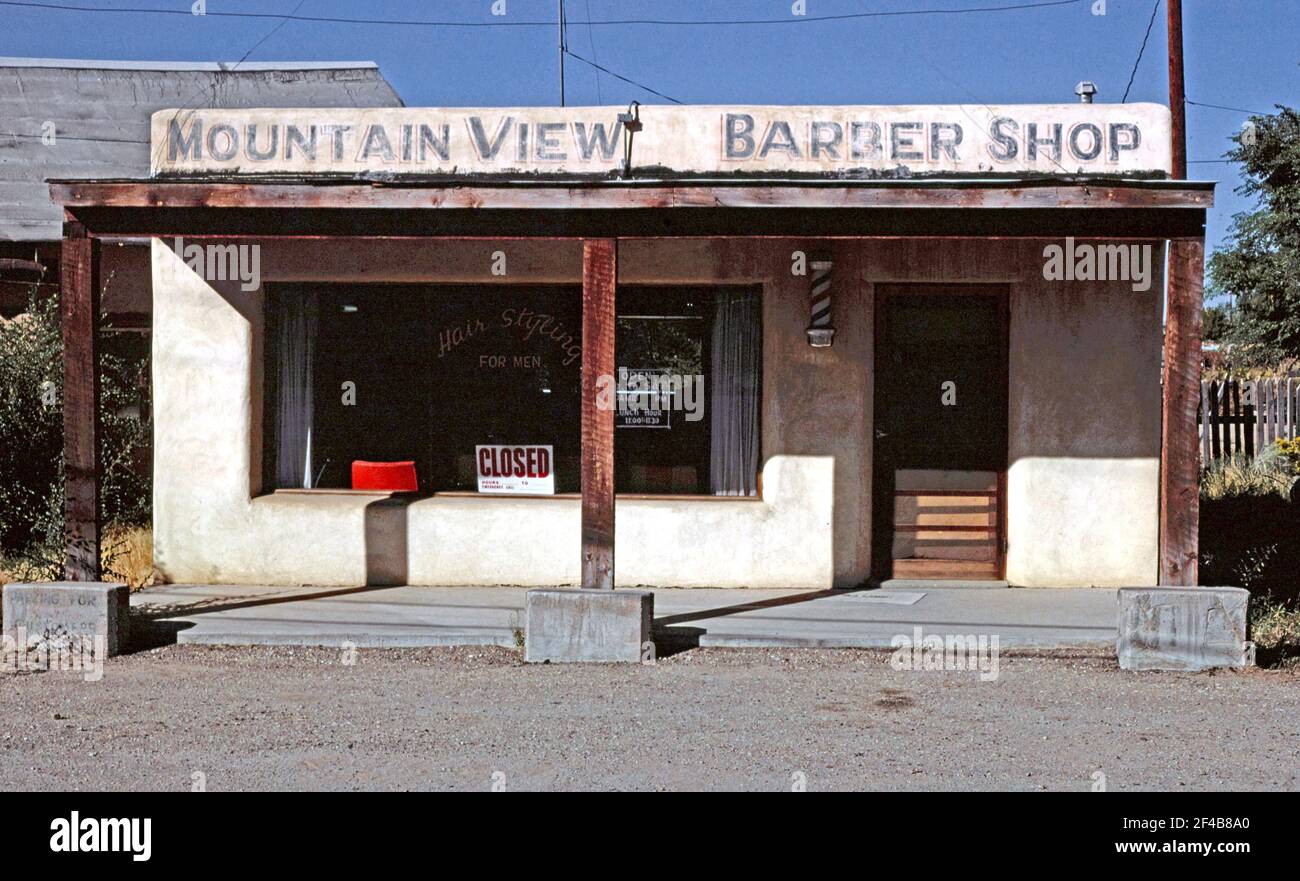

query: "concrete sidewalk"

left=131, top=583, right=1119, bottom=651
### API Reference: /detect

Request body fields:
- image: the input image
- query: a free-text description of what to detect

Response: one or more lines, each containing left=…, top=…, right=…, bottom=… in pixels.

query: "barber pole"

left=806, top=252, right=835, bottom=347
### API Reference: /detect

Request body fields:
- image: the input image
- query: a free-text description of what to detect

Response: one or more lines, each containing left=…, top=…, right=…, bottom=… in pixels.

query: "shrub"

left=0, top=304, right=61, bottom=558
left=0, top=289, right=151, bottom=578
left=102, top=525, right=156, bottom=589
left=1200, top=446, right=1297, bottom=501
left=1200, top=443, right=1300, bottom=608
left=1278, top=436, right=1300, bottom=468
left=1250, top=598, right=1300, bottom=666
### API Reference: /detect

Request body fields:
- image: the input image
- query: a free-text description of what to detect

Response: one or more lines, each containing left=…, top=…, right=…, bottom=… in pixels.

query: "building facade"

left=50, top=102, right=1211, bottom=590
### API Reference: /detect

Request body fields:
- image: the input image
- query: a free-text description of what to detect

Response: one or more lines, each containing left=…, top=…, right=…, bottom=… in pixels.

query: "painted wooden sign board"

left=151, top=104, right=1173, bottom=177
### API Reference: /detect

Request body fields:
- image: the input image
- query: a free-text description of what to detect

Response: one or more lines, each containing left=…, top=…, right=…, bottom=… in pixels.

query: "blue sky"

left=4, top=0, right=1297, bottom=258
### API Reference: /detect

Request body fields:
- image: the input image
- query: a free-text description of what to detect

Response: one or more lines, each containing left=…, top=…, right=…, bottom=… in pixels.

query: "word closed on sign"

left=476, top=444, right=555, bottom=495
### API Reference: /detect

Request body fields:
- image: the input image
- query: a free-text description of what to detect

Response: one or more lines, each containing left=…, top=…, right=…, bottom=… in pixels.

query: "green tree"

left=1202, top=304, right=1234, bottom=342
left=0, top=290, right=151, bottom=576
left=1208, top=106, right=1300, bottom=368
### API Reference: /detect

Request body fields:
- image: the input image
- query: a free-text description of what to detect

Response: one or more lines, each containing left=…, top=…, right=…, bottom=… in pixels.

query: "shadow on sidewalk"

left=126, top=583, right=398, bottom=654
left=653, top=588, right=850, bottom=657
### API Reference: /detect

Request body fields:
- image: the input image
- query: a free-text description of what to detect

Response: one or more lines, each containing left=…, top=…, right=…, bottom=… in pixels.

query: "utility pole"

left=558, top=0, right=566, bottom=107
left=1167, top=0, right=1186, bottom=178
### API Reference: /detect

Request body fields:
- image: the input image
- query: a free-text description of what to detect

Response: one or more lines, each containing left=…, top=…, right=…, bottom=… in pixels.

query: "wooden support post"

left=581, top=238, right=616, bottom=590
left=1160, top=238, right=1204, bottom=585
left=60, top=222, right=102, bottom=581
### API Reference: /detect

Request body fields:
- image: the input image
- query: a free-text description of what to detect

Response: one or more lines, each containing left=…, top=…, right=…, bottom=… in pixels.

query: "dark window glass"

left=615, top=287, right=711, bottom=494
left=266, top=283, right=760, bottom=496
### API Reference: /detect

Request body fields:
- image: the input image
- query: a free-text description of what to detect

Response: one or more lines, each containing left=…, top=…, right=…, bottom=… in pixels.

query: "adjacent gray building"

left=0, top=57, right=404, bottom=316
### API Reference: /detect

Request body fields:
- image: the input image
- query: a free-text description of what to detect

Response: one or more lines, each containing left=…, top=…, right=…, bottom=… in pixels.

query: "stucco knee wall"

left=158, top=457, right=834, bottom=589
left=1005, top=457, right=1158, bottom=586
left=402, top=454, right=832, bottom=588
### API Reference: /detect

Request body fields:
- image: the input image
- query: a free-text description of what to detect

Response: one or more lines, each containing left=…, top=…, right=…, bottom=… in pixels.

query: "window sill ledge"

left=266, top=489, right=760, bottom=502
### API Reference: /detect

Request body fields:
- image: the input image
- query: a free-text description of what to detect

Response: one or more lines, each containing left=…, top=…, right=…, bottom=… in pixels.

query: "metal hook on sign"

left=618, top=101, right=643, bottom=178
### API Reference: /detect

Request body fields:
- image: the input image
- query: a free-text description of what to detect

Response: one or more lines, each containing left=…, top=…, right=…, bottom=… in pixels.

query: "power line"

left=1187, top=99, right=1272, bottom=116
left=0, top=0, right=1089, bottom=28
left=584, top=0, right=603, bottom=104
left=1121, top=0, right=1160, bottom=103
left=894, top=39, right=1078, bottom=179
left=0, top=131, right=145, bottom=144
left=562, top=48, right=683, bottom=104
left=231, top=0, right=306, bottom=71
left=1, top=1, right=307, bottom=144
left=0, top=0, right=1092, bottom=113
left=502, top=0, right=1095, bottom=26
left=558, top=0, right=566, bottom=106
left=160, top=0, right=307, bottom=130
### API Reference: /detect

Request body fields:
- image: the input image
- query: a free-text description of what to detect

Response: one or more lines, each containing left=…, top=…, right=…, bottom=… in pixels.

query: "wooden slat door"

left=892, top=472, right=999, bottom=579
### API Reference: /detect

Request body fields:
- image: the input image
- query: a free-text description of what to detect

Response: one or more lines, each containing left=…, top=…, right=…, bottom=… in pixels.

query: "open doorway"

left=872, top=284, right=1009, bottom=580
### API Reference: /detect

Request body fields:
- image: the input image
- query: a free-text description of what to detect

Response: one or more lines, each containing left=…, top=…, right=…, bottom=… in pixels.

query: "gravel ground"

left=1, top=644, right=1297, bottom=791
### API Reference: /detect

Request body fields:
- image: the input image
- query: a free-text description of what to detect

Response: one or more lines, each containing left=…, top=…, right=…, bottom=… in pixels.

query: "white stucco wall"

left=1005, top=266, right=1163, bottom=586
left=150, top=239, right=833, bottom=588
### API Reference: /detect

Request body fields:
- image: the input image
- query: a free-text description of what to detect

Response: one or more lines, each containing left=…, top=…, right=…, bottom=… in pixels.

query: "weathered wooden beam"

left=1160, top=237, right=1204, bottom=585
left=58, top=206, right=1213, bottom=240
left=581, top=238, right=616, bottom=591
left=59, top=223, right=102, bottom=581
left=50, top=180, right=1215, bottom=212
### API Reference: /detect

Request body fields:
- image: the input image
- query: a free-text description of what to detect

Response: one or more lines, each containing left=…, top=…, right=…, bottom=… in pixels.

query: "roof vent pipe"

left=1075, top=81, right=1098, bottom=103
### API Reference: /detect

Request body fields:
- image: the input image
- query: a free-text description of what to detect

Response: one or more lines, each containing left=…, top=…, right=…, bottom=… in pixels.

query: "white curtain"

left=710, top=290, right=761, bottom=496
left=276, top=291, right=317, bottom=489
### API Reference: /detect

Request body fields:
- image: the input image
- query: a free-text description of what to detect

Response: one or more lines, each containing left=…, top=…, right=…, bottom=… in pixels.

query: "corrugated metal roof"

left=0, top=59, right=405, bottom=241
left=0, top=57, right=382, bottom=71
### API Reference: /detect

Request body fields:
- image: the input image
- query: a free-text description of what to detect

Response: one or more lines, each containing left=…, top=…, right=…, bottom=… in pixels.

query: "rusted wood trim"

left=581, top=238, right=617, bottom=591
left=1160, top=238, right=1204, bottom=585
left=92, top=233, right=1191, bottom=244
left=51, top=180, right=1215, bottom=212
left=60, top=225, right=102, bottom=581
left=60, top=206, right=1212, bottom=240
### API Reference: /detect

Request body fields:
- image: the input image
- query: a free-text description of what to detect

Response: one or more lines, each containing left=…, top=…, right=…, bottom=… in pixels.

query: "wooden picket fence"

left=1199, top=377, right=1299, bottom=462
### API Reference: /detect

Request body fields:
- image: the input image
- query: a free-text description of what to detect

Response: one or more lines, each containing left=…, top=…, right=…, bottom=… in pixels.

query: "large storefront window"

left=265, top=284, right=760, bottom=496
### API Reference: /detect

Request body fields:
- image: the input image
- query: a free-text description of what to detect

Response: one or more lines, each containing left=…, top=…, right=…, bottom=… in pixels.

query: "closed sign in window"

left=476, top=445, right=555, bottom=495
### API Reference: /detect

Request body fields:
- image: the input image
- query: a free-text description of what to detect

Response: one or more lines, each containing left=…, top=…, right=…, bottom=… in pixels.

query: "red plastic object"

left=351, top=460, right=418, bottom=492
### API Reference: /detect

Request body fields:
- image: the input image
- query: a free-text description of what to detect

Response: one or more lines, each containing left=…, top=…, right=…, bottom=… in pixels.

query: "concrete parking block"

left=2, top=581, right=130, bottom=658
left=1117, top=586, right=1251, bottom=671
left=525, top=589, right=653, bottom=663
